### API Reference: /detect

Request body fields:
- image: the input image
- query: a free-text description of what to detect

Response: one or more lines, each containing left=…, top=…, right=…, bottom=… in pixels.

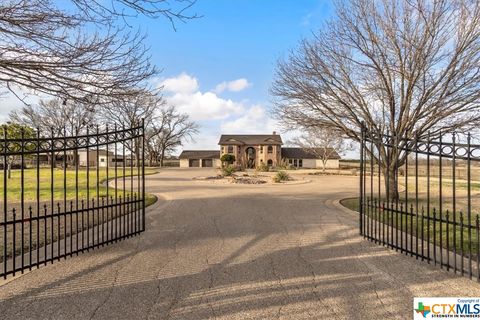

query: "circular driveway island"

left=0, top=168, right=479, bottom=319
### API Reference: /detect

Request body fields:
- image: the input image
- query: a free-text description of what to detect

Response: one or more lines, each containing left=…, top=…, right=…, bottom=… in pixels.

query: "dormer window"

left=267, top=145, right=273, bottom=153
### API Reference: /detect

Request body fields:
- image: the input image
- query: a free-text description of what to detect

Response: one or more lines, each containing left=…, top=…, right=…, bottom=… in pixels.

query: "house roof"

left=218, top=134, right=283, bottom=145
left=281, top=147, right=341, bottom=160
left=179, top=150, right=220, bottom=159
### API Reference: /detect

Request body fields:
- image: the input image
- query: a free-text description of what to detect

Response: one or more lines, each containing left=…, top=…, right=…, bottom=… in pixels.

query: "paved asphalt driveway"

left=1, top=168, right=480, bottom=319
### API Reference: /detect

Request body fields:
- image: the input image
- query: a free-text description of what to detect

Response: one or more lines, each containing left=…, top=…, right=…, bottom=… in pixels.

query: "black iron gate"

left=0, top=123, right=145, bottom=279
left=360, top=125, right=480, bottom=280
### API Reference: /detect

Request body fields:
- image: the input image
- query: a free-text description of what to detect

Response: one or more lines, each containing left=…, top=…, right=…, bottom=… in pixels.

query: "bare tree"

left=0, top=0, right=198, bottom=104
left=9, top=98, right=96, bottom=135
left=272, top=0, right=480, bottom=199
left=289, top=128, right=351, bottom=172
left=98, top=89, right=165, bottom=165
left=147, top=107, right=199, bottom=166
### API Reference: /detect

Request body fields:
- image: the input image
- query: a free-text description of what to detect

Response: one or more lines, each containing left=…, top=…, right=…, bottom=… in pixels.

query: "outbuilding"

left=179, top=150, right=221, bottom=168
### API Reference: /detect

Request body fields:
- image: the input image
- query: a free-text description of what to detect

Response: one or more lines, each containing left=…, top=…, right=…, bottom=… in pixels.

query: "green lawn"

left=0, top=167, right=159, bottom=260
left=1, top=167, right=159, bottom=204
left=341, top=196, right=480, bottom=257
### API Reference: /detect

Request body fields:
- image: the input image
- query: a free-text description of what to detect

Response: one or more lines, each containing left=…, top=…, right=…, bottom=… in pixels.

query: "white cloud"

left=220, top=104, right=278, bottom=134
left=161, top=73, right=245, bottom=121
left=214, top=78, right=250, bottom=93
left=168, top=91, right=244, bottom=121
left=160, top=72, right=199, bottom=94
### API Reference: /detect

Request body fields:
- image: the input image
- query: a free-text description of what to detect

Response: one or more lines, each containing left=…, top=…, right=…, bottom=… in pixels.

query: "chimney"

left=273, top=131, right=277, bottom=135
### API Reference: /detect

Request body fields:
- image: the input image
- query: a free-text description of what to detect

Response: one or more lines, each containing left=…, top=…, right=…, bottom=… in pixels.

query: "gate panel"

left=0, top=123, right=145, bottom=279
left=359, top=124, right=480, bottom=280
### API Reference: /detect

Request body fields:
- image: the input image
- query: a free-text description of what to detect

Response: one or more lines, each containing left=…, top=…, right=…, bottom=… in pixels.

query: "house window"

left=288, top=159, right=293, bottom=164
left=293, top=159, right=297, bottom=167
left=267, top=159, right=273, bottom=167
left=100, top=158, right=105, bottom=162
left=228, top=146, right=233, bottom=153
left=267, top=146, right=273, bottom=153
left=260, top=146, right=263, bottom=153
left=299, top=159, right=303, bottom=167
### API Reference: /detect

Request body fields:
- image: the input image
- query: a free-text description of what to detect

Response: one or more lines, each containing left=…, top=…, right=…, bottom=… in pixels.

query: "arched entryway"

left=245, top=147, right=256, bottom=168
left=267, top=159, right=273, bottom=167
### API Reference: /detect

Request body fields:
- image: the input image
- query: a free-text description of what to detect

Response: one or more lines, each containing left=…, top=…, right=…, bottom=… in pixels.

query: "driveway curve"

left=1, top=168, right=480, bottom=320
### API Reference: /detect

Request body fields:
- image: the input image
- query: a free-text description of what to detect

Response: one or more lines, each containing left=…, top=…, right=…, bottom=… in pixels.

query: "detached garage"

left=179, top=150, right=221, bottom=168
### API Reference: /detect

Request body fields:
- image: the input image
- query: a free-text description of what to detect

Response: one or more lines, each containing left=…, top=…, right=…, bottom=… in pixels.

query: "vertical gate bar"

left=96, top=125, right=100, bottom=248
left=137, top=128, right=141, bottom=233
left=119, top=195, right=122, bottom=239
left=50, top=128, right=54, bottom=263
left=142, top=120, right=146, bottom=232
left=43, top=205, right=47, bottom=266
left=394, top=135, right=398, bottom=252
left=439, top=132, right=443, bottom=268
left=130, top=129, right=134, bottom=237
left=477, top=214, right=479, bottom=282
left=57, top=203, right=60, bottom=260
left=369, top=138, right=374, bottom=242
left=415, top=134, right=419, bottom=260
left=75, top=127, right=79, bottom=255
left=36, top=129, right=40, bottom=268
left=433, top=208, right=437, bottom=265
left=70, top=201, right=73, bottom=255
left=468, top=133, right=472, bottom=279
left=410, top=202, right=414, bottom=257
left=63, top=127, right=67, bottom=258
left=446, top=210, right=450, bottom=271
left=110, top=195, right=114, bottom=240
left=440, top=203, right=443, bottom=269
left=400, top=202, right=404, bottom=251
left=378, top=139, right=383, bottom=245
left=433, top=142, right=437, bottom=265
left=12, top=209, right=16, bottom=276
left=20, top=128, right=24, bottom=273
left=81, top=199, right=85, bottom=250
left=86, top=127, right=90, bottom=251
left=461, top=212, right=464, bottom=276
left=101, top=197, right=105, bottom=245
left=114, top=124, right=118, bottom=241
left=3, top=127, right=7, bottom=278
left=122, top=124, right=126, bottom=239
left=452, top=133, right=457, bottom=273
left=28, top=206, right=32, bottom=270
left=427, top=132, right=430, bottom=263
left=405, top=137, right=409, bottom=254
left=92, top=199, right=95, bottom=248
left=421, top=206, right=424, bottom=261
left=390, top=202, right=394, bottom=248
left=106, top=125, right=109, bottom=244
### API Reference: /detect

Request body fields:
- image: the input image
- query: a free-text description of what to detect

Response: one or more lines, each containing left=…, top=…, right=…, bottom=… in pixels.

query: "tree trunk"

left=384, top=165, right=399, bottom=202
left=160, top=148, right=165, bottom=167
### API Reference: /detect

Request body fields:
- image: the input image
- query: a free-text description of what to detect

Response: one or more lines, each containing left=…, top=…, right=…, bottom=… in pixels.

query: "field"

left=0, top=167, right=159, bottom=260
left=0, top=167, right=158, bottom=205
left=342, top=162, right=480, bottom=256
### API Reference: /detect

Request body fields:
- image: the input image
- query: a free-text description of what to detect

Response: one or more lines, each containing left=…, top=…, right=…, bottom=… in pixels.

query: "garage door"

left=189, top=159, right=200, bottom=167
left=202, top=159, right=213, bottom=167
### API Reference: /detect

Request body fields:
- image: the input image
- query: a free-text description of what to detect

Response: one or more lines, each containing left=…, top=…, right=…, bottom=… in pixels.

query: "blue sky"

left=0, top=0, right=335, bottom=151
left=148, top=0, right=334, bottom=150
